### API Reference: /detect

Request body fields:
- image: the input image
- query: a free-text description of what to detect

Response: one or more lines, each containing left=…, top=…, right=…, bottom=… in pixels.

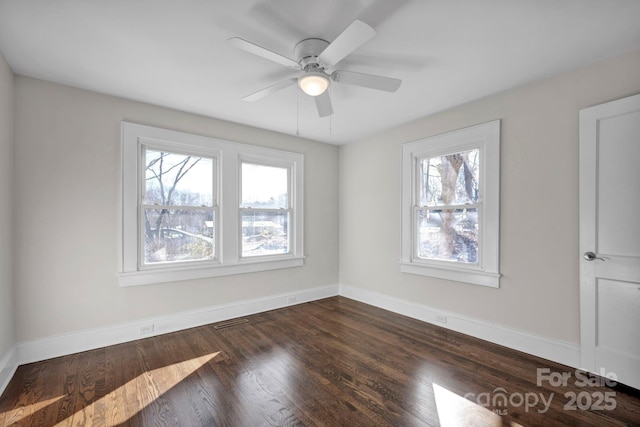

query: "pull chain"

left=296, top=89, right=300, bottom=136
left=329, top=87, right=332, bottom=136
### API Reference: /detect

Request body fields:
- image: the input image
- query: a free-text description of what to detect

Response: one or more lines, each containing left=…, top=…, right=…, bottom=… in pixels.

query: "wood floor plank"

left=1, top=296, right=639, bottom=426
left=0, top=363, right=48, bottom=426
left=102, top=342, right=142, bottom=426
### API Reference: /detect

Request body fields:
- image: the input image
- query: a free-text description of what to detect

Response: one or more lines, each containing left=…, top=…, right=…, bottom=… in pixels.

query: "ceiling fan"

left=227, top=19, right=402, bottom=117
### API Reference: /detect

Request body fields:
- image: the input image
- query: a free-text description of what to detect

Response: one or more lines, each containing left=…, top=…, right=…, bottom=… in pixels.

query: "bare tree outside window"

left=417, top=149, right=479, bottom=263
left=143, top=149, right=215, bottom=264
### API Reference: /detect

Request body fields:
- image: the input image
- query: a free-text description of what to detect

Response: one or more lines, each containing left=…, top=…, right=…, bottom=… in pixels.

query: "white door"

left=579, top=93, right=640, bottom=390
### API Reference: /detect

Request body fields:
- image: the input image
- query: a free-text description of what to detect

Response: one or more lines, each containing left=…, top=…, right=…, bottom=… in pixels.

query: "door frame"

left=578, top=93, right=640, bottom=373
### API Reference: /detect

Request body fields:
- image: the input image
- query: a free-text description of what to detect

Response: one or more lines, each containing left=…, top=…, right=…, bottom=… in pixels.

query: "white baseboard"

left=0, top=345, right=18, bottom=396
left=15, top=284, right=339, bottom=367
left=2, top=283, right=582, bottom=397
left=339, top=285, right=581, bottom=370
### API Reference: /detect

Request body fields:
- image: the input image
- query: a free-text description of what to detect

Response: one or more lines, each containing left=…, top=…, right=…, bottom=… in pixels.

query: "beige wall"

left=0, top=52, right=14, bottom=359
left=339, top=49, right=640, bottom=344
left=6, top=48, right=640, bottom=351
left=13, top=77, right=339, bottom=342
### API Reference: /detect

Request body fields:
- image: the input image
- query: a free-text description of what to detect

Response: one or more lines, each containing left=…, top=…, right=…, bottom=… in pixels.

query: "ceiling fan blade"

left=333, top=70, right=401, bottom=92
left=242, top=78, right=298, bottom=102
left=317, top=20, right=376, bottom=67
left=227, top=37, right=300, bottom=69
left=315, top=91, right=333, bottom=117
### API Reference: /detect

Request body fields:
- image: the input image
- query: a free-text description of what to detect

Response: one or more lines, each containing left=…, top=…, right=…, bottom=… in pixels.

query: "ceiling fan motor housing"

left=295, top=38, right=330, bottom=70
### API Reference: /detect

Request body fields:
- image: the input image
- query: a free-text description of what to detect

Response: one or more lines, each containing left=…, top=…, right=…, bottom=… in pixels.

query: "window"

left=120, top=123, right=304, bottom=286
left=142, top=147, right=216, bottom=266
left=415, top=148, right=479, bottom=264
left=401, top=120, right=500, bottom=287
left=240, top=161, right=291, bottom=258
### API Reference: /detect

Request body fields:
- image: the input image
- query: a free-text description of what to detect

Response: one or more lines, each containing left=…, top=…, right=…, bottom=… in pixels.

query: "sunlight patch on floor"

left=0, top=395, right=65, bottom=425
left=57, top=351, right=220, bottom=426
left=433, top=383, right=503, bottom=427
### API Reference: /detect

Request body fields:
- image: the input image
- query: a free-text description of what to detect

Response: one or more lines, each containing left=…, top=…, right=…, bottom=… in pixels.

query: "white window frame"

left=400, top=120, right=500, bottom=287
left=139, top=141, right=219, bottom=269
left=120, top=122, right=304, bottom=286
left=239, top=156, right=294, bottom=260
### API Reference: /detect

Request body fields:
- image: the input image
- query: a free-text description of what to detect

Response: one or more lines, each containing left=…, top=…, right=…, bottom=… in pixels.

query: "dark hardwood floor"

left=1, top=296, right=639, bottom=426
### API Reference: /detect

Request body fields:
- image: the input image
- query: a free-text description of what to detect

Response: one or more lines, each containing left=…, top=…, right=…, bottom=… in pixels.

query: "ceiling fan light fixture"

left=298, top=72, right=330, bottom=96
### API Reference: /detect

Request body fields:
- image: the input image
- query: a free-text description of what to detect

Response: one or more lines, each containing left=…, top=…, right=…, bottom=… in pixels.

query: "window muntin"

left=415, top=149, right=480, bottom=264
left=141, top=147, right=216, bottom=266
left=240, top=162, right=291, bottom=258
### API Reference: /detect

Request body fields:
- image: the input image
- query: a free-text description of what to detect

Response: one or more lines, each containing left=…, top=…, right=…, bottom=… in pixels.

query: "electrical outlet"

left=287, top=296, right=297, bottom=304
left=435, top=314, right=447, bottom=324
left=139, top=324, right=154, bottom=335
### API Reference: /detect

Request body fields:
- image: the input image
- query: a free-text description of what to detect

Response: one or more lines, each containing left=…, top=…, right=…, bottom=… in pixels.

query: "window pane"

left=241, top=211, right=289, bottom=257
left=145, top=149, right=213, bottom=206
left=418, top=149, right=479, bottom=206
left=144, top=209, right=214, bottom=264
left=241, top=163, right=288, bottom=208
left=417, top=208, right=478, bottom=264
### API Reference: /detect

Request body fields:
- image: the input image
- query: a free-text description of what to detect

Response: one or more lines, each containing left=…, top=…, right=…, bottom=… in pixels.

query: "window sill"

left=399, top=261, right=500, bottom=288
left=119, top=257, right=305, bottom=287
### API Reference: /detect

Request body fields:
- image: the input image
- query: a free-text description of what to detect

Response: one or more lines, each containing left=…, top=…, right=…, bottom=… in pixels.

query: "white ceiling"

left=1, top=0, right=639, bottom=145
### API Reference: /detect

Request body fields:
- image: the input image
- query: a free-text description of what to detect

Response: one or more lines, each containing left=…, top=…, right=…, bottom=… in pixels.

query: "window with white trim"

left=120, top=122, right=304, bottom=286
left=240, top=160, right=291, bottom=258
left=401, top=120, right=500, bottom=287
left=142, top=146, right=217, bottom=266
